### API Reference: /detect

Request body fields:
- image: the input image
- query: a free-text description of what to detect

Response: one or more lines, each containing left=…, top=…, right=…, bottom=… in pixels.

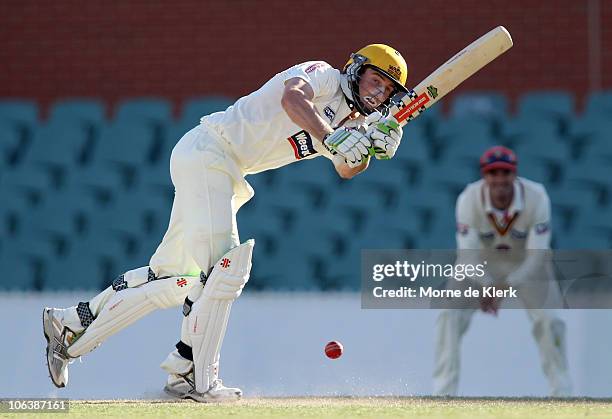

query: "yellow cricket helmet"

left=343, top=44, right=409, bottom=114
left=345, top=44, right=408, bottom=87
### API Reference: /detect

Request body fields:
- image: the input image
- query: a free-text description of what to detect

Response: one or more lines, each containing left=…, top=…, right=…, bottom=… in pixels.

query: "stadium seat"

left=248, top=226, right=320, bottom=290
left=42, top=247, right=114, bottom=290
left=548, top=185, right=599, bottom=233
left=421, top=163, right=480, bottom=198
left=517, top=91, right=575, bottom=120
left=275, top=156, right=338, bottom=190
left=418, top=215, right=456, bottom=249
left=0, top=100, right=40, bottom=166
left=0, top=99, right=38, bottom=126
left=163, top=122, right=187, bottom=152
left=78, top=121, right=158, bottom=192
left=95, top=121, right=157, bottom=165
left=433, top=116, right=492, bottom=164
left=1, top=164, right=53, bottom=206
left=138, top=125, right=176, bottom=199
left=114, top=97, right=172, bottom=125
left=393, top=138, right=430, bottom=186
left=0, top=189, right=31, bottom=238
left=0, top=247, right=38, bottom=290
left=563, top=160, right=610, bottom=186
left=518, top=156, right=555, bottom=186
left=397, top=123, right=430, bottom=160
left=48, top=98, right=106, bottom=126
left=317, top=224, right=418, bottom=290
left=567, top=114, right=612, bottom=140
left=554, top=230, right=611, bottom=249
left=562, top=161, right=612, bottom=207
left=179, top=96, right=234, bottom=129
left=416, top=101, right=441, bottom=125
left=0, top=122, right=22, bottom=166
left=241, top=191, right=315, bottom=238
left=584, top=90, right=612, bottom=117
left=434, top=115, right=491, bottom=142
left=570, top=207, right=612, bottom=247
left=439, top=134, right=492, bottom=165
left=18, top=122, right=89, bottom=184
left=500, top=115, right=559, bottom=146
left=396, top=187, right=457, bottom=235
left=514, top=136, right=571, bottom=185
left=450, top=91, right=509, bottom=120
left=579, top=133, right=612, bottom=163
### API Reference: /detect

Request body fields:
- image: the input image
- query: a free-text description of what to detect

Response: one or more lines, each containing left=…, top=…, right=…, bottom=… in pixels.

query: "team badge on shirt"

left=287, top=130, right=318, bottom=160
left=323, top=106, right=336, bottom=122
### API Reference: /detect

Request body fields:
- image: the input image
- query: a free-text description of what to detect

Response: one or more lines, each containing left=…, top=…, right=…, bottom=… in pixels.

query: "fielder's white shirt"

left=455, top=177, right=552, bottom=285
left=202, top=61, right=357, bottom=175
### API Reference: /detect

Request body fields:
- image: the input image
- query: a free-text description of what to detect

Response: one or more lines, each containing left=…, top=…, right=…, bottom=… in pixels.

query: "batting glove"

left=365, top=112, right=403, bottom=160
left=323, top=127, right=373, bottom=168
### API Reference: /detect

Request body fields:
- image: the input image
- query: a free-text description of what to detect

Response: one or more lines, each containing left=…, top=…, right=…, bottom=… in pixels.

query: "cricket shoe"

left=164, top=370, right=196, bottom=399
left=42, top=308, right=75, bottom=388
left=165, top=374, right=242, bottom=402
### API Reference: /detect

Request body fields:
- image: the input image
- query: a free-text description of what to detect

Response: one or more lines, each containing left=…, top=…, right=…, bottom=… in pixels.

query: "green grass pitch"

left=4, top=397, right=611, bottom=418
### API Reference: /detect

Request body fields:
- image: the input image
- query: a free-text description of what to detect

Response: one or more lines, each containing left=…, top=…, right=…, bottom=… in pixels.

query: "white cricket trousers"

left=433, top=308, right=572, bottom=397
left=62, top=124, right=254, bottom=357
left=150, top=124, right=253, bottom=277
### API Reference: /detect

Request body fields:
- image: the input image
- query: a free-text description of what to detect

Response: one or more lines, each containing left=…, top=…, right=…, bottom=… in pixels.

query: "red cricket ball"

left=325, top=341, right=343, bottom=359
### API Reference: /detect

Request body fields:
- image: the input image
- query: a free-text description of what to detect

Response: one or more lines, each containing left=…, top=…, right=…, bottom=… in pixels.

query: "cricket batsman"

left=43, top=44, right=408, bottom=401
left=433, top=146, right=572, bottom=397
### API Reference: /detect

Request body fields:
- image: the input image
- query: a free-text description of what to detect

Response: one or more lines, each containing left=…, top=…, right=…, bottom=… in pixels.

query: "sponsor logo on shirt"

left=456, top=223, right=469, bottom=236
left=535, top=222, right=550, bottom=235
left=479, top=231, right=495, bottom=240
left=511, top=229, right=528, bottom=239
left=305, top=62, right=327, bottom=73
left=287, top=130, right=318, bottom=160
left=323, top=106, right=335, bottom=122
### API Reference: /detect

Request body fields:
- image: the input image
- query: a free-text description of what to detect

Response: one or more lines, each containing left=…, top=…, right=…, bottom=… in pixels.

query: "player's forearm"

left=281, top=88, right=333, bottom=142
left=334, top=156, right=369, bottom=179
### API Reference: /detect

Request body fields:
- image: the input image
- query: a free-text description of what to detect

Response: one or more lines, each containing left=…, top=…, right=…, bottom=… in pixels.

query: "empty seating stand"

left=1, top=91, right=611, bottom=292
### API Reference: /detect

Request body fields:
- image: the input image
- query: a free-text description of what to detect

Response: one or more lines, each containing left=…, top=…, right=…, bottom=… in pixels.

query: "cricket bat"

left=389, top=26, right=513, bottom=126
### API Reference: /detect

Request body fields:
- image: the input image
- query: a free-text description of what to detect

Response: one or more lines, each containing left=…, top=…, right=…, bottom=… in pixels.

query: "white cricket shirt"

left=455, top=177, right=552, bottom=285
left=202, top=61, right=356, bottom=174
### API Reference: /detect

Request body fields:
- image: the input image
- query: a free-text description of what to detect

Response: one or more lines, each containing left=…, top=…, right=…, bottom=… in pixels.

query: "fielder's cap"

left=480, top=145, right=517, bottom=174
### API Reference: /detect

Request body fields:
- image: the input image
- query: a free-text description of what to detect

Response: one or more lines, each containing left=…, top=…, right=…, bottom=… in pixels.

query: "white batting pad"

left=189, top=239, right=254, bottom=392
left=67, top=274, right=199, bottom=357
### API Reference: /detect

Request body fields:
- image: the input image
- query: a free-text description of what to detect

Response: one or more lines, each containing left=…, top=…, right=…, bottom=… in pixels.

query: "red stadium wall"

left=1, top=0, right=611, bottom=113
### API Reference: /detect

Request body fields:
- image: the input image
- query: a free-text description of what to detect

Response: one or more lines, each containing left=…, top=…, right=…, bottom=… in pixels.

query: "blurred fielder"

left=433, top=146, right=572, bottom=397
left=43, top=45, right=408, bottom=401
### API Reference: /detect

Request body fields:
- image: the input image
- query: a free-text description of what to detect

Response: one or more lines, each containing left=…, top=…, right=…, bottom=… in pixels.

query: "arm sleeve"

left=455, top=191, right=481, bottom=250
left=282, top=61, right=339, bottom=100
left=505, top=190, right=552, bottom=286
